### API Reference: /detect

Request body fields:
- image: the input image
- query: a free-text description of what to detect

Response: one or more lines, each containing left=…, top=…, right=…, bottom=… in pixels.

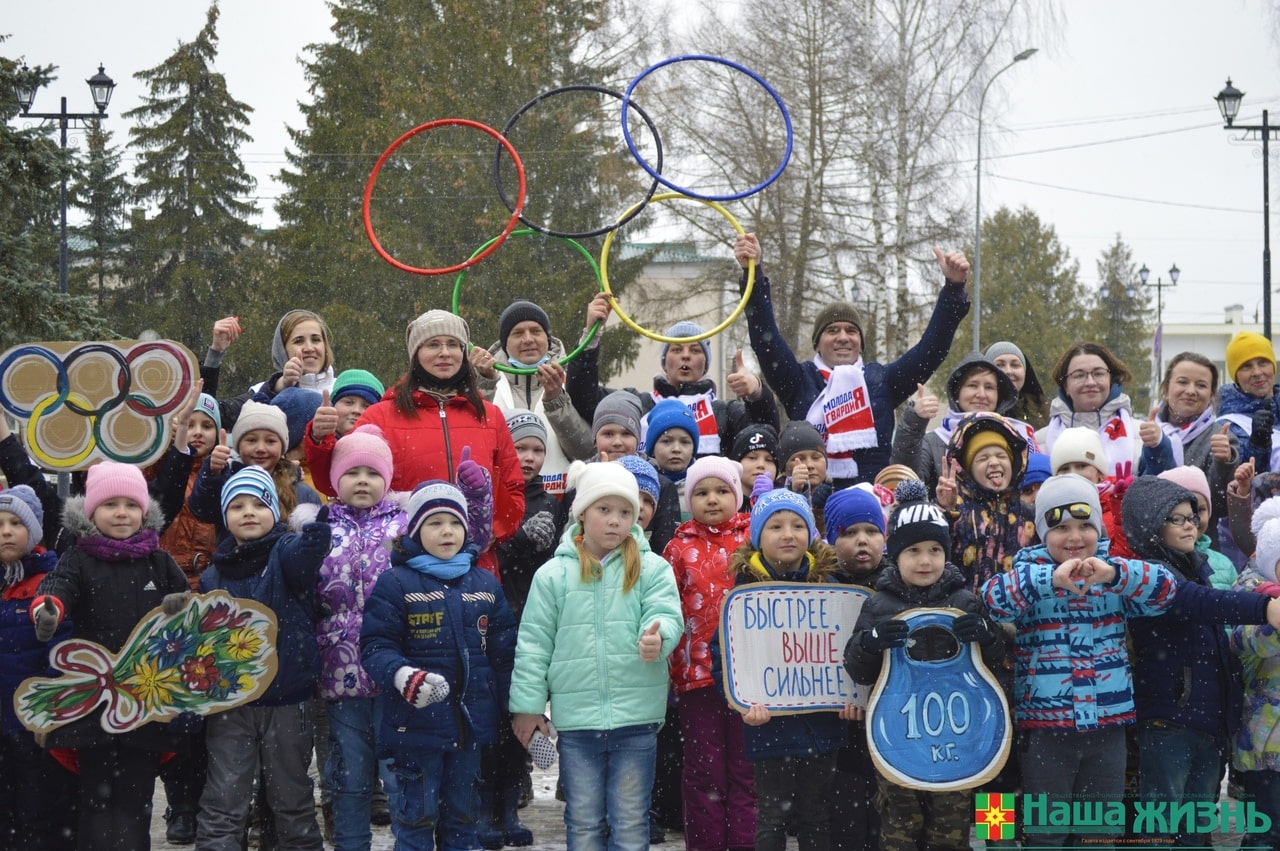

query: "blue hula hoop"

left=621, top=54, right=793, bottom=202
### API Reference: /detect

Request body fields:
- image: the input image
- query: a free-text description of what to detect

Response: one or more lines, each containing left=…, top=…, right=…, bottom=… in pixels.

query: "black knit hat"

left=811, top=302, right=864, bottom=349
left=886, top=480, right=951, bottom=562
left=775, top=420, right=826, bottom=472
left=498, top=300, right=551, bottom=349
left=730, top=423, right=779, bottom=462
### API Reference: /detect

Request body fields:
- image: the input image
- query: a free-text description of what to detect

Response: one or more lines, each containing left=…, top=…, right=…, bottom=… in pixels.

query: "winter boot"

left=477, top=781, right=505, bottom=850
left=498, top=783, right=533, bottom=847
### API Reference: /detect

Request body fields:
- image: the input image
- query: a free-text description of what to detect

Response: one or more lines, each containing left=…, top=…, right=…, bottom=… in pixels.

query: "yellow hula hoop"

left=599, top=192, right=755, bottom=344
left=28, top=391, right=96, bottom=469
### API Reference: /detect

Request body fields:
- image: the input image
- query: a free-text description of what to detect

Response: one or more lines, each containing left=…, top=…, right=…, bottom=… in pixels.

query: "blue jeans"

left=392, top=745, right=482, bottom=851
left=327, top=698, right=395, bottom=851
left=1136, top=721, right=1226, bottom=845
left=1239, top=769, right=1280, bottom=850
left=558, top=724, right=659, bottom=851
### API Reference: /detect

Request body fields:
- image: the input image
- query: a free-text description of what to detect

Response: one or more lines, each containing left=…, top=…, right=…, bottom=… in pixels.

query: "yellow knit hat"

left=1226, top=331, right=1276, bottom=384
left=960, top=429, right=1012, bottom=471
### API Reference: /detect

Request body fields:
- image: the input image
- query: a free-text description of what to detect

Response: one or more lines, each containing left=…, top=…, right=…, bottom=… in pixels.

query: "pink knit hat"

left=1157, top=466, right=1211, bottom=513
left=85, top=461, right=150, bottom=517
left=329, top=424, right=394, bottom=493
left=684, top=456, right=744, bottom=515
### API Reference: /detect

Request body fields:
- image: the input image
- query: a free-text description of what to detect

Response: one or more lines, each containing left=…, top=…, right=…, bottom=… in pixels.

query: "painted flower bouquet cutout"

left=15, top=591, right=279, bottom=733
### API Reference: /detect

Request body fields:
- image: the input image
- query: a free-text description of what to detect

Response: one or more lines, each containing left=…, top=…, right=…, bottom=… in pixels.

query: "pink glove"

left=456, top=446, right=490, bottom=492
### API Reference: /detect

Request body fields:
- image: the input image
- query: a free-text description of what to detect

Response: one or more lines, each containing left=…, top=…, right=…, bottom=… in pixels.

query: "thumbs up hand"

left=639, top=621, right=663, bottom=662
left=33, top=597, right=60, bottom=642
left=457, top=445, right=490, bottom=492
left=311, top=389, right=339, bottom=441
left=911, top=383, right=939, bottom=421
left=1138, top=418, right=1162, bottom=449
left=726, top=349, right=761, bottom=399
left=209, top=429, right=232, bottom=474
left=1211, top=422, right=1234, bottom=463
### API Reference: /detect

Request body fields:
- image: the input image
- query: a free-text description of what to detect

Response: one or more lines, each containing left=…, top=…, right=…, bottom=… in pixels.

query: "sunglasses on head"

left=1043, top=502, right=1093, bottom=528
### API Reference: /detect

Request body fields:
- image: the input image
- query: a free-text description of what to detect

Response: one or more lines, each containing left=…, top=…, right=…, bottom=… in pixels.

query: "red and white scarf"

left=806, top=355, right=878, bottom=479
left=641, top=389, right=720, bottom=455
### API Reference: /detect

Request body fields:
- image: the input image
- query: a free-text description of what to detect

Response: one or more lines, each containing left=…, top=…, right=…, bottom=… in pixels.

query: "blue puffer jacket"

left=1217, top=383, right=1280, bottom=473
left=738, top=267, right=969, bottom=485
left=982, top=541, right=1177, bottom=731
left=199, top=520, right=331, bottom=705
left=361, top=558, right=516, bottom=755
left=1, top=549, right=69, bottom=736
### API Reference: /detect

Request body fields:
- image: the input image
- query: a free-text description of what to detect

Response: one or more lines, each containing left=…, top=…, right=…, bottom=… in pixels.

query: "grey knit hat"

left=505, top=411, right=548, bottom=447
left=984, top=341, right=1026, bottom=364
left=1034, top=474, right=1105, bottom=542
left=0, top=485, right=42, bottom=554
left=592, top=391, right=643, bottom=439
left=659, top=322, right=711, bottom=375
left=406, top=310, right=470, bottom=359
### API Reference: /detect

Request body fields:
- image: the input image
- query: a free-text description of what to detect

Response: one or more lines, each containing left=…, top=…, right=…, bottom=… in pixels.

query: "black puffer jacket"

left=845, top=563, right=1004, bottom=686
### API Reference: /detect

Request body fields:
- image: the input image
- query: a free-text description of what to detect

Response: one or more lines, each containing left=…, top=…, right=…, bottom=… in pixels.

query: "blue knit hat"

left=1022, top=452, right=1052, bottom=489
left=750, top=487, right=817, bottom=549
left=270, top=387, right=324, bottom=451
left=644, top=398, right=699, bottom=456
left=221, top=466, right=280, bottom=524
left=659, top=322, right=711, bottom=375
left=405, top=480, right=468, bottom=540
left=194, top=393, right=221, bottom=431
left=616, top=454, right=661, bottom=505
left=824, top=485, right=886, bottom=543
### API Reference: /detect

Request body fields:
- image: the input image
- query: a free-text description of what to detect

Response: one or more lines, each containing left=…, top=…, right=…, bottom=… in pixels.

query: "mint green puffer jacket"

left=509, top=524, right=683, bottom=732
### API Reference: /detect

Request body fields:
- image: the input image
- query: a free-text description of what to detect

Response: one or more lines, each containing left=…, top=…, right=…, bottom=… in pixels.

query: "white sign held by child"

left=720, top=582, right=870, bottom=714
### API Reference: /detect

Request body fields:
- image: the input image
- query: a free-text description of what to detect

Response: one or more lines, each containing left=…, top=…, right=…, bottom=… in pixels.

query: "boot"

left=370, top=779, right=391, bottom=827
left=498, top=783, right=533, bottom=847
left=476, top=781, right=505, bottom=850
left=164, top=806, right=197, bottom=845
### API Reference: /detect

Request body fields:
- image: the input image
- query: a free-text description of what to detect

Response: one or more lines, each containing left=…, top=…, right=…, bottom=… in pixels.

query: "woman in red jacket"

left=306, top=310, right=524, bottom=573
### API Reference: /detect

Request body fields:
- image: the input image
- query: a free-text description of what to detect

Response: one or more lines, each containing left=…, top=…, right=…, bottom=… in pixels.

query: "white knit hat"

left=406, top=310, right=470, bottom=359
left=568, top=461, right=641, bottom=524
left=230, top=401, right=289, bottom=453
left=1049, top=427, right=1108, bottom=477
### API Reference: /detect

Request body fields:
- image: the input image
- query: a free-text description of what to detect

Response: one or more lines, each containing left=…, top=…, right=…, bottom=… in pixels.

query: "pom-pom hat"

left=885, top=480, right=950, bottom=562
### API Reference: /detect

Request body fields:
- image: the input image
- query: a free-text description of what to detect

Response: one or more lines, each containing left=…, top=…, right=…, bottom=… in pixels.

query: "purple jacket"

left=316, top=497, right=408, bottom=700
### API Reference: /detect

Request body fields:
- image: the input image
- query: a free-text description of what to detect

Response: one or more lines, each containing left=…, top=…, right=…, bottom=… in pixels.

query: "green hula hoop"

left=599, top=192, right=754, bottom=344
left=452, top=228, right=604, bottom=375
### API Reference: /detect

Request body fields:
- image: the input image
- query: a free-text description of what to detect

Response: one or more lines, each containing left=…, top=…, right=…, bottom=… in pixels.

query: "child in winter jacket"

left=646, top=398, right=700, bottom=519
left=510, top=462, right=683, bottom=851
left=0, top=486, right=77, bottom=849
left=195, top=465, right=333, bottom=849
left=663, top=456, right=755, bottom=851
left=32, top=462, right=192, bottom=851
left=933, top=412, right=1034, bottom=596
left=1230, top=516, right=1280, bottom=850
left=1122, top=476, right=1280, bottom=844
left=729, top=424, right=778, bottom=513
left=846, top=480, right=1005, bottom=851
left=312, top=424, right=407, bottom=850
left=723, top=487, right=858, bottom=851
left=824, top=485, right=887, bottom=851
left=774, top=421, right=834, bottom=536
left=361, top=479, right=515, bottom=851
left=1157, top=465, right=1239, bottom=589
left=983, top=474, right=1177, bottom=849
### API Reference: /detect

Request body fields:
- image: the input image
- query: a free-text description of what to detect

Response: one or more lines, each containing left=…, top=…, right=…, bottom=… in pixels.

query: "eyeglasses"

left=1164, top=513, right=1197, bottom=527
left=1066, top=368, right=1111, bottom=385
left=1042, top=502, right=1093, bottom=527
left=421, top=340, right=464, bottom=353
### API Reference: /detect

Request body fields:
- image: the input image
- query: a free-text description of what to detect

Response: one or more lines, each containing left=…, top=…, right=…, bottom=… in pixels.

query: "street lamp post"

left=13, top=64, right=116, bottom=295
left=973, top=48, right=1037, bottom=352
left=1215, top=79, right=1273, bottom=340
left=1140, top=262, right=1180, bottom=386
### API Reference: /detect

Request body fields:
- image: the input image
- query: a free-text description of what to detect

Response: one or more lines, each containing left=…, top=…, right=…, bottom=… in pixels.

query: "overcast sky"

left=5, top=0, right=1280, bottom=329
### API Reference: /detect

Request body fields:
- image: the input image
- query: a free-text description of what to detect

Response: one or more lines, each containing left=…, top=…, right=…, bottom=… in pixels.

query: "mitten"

left=32, top=597, right=61, bottom=642
left=860, top=619, right=909, bottom=653
left=457, top=446, right=490, bottom=492
left=316, top=504, right=331, bottom=525
left=162, top=591, right=193, bottom=616
left=168, top=711, right=204, bottom=734
left=521, top=510, right=558, bottom=551
left=1254, top=409, right=1275, bottom=452
left=394, top=666, right=450, bottom=708
left=952, top=613, right=996, bottom=646
left=528, top=723, right=558, bottom=769
left=750, top=473, right=773, bottom=506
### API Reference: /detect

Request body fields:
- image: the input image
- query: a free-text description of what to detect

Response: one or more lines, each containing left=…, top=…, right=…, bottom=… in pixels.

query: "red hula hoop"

left=363, top=118, right=528, bottom=276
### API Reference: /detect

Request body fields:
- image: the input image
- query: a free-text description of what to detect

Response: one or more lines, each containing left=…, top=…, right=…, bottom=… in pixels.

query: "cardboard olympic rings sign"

left=719, top=582, right=870, bottom=714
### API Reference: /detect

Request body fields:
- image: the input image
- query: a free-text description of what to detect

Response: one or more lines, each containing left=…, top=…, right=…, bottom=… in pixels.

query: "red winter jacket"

left=306, top=390, right=524, bottom=569
left=663, top=513, right=751, bottom=694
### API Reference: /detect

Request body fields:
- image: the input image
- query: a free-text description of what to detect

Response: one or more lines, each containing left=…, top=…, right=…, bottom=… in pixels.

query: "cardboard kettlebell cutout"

left=866, top=607, right=1009, bottom=790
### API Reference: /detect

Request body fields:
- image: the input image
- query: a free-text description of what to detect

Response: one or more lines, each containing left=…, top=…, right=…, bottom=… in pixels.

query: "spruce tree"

left=119, top=1, right=260, bottom=348
left=69, top=123, right=130, bottom=307
left=272, top=0, right=652, bottom=382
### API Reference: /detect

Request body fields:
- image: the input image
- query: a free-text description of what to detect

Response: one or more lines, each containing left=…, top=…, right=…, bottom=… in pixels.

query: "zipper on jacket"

left=439, top=404, right=455, bottom=481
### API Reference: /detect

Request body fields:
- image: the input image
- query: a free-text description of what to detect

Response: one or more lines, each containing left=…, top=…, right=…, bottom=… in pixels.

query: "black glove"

left=860, top=620, right=909, bottom=653
left=1253, top=409, right=1275, bottom=452
left=952, top=613, right=996, bottom=646
left=168, top=711, right=204, bottom=734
